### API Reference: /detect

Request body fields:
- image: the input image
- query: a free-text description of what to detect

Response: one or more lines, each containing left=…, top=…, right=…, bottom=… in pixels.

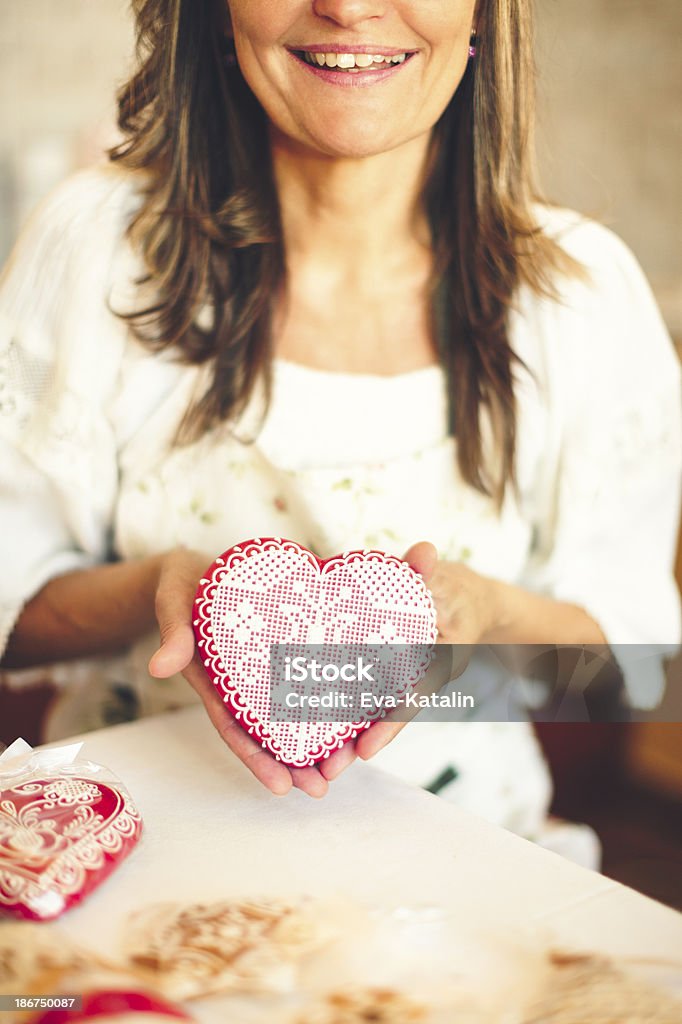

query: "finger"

left=289, top=766, right=329, bottom=799
left=318, top=740, right=358, bottom=781
left=354, top=720, right=407, bottom=760
left=149, top=562, right=199, bottom=677
left=402, top=541, right=439, bottom=583
left=184, top=658, right=293, bottom=796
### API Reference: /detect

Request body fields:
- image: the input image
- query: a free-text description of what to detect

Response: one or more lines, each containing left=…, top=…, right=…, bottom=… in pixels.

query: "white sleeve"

left=0, top=170, right=128, bottom=655
left=519, top=219, right=682, bottom=708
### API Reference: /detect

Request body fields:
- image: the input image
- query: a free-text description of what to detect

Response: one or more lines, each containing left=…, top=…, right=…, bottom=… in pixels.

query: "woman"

left=1, top=1, right=680, bottom=837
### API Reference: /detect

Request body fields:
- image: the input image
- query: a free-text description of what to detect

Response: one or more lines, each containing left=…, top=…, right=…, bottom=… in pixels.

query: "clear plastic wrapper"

left=0, top=738, right=143, bottom=921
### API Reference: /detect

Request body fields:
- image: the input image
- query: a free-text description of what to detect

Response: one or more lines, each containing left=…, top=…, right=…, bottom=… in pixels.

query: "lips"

left=288, top=45, right=417, bottom=78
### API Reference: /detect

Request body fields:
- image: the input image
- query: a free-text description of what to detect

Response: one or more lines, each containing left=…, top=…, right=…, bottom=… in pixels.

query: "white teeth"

left=302, top=51, right=408, bottom=70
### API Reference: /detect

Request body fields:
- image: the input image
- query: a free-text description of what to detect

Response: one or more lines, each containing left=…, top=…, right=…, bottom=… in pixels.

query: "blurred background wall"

left=0, top=0, right=133, bottom=260
left=536, top=0, right=681, bottom=337
left=0, top=0, right=680, bottom=333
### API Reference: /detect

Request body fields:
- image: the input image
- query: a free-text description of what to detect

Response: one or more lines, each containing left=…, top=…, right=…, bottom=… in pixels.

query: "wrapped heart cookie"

left=0, top=739, right=143, bottom=922
left=193, top=537, right=438, bottom=767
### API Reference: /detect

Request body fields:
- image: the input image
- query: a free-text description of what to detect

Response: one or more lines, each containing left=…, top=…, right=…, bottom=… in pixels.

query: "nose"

left=311, top=0, right=388, bottom=29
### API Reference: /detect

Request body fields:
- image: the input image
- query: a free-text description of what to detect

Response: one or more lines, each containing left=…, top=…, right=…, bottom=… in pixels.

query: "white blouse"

left=0, top=166, right=680, bottom=837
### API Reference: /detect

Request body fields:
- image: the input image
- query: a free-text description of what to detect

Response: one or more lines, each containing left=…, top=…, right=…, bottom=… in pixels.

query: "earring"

left=468, top=29, right=477, bottom=59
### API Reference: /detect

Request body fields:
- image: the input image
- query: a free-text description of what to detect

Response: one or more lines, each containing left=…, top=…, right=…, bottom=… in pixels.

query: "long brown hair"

left=111, top=0, right=578, bottom=504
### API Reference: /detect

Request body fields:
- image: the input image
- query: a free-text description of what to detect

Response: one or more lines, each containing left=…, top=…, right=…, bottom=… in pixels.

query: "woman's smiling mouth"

left=287, top=46, right=418, bottom=83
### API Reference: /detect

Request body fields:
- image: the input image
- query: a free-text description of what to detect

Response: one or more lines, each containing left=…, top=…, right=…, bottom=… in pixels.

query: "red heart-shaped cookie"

left=32, top=991, right=193, bottom=1023
left=0, top=777, right=143, bottom=921
left=193, top=537, right=438, bottom=767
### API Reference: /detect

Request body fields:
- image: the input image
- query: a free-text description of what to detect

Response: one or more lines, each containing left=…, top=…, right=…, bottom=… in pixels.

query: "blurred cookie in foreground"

left=295, top=988, right=427, bottom=1023
left=525, top=950, right=682, bottom=1023
left=0, top=921, right=108, bottom=993
left=123, top=898, right=329, bottom=1000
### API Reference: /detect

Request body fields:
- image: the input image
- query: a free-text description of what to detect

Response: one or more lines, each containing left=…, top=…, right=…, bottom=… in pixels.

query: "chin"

left=303, top=126, right=409, bottom=161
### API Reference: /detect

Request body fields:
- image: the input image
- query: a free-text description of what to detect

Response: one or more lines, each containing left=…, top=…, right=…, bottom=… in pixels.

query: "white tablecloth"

left=36, top=707, right=682, bottom=1019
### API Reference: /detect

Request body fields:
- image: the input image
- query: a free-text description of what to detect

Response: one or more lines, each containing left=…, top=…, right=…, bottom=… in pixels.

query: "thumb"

left=148, top=564, right=198, bottom=678
left=402, top=540, right=439, bottom=584
left=149, top=621, right=196, bottom=678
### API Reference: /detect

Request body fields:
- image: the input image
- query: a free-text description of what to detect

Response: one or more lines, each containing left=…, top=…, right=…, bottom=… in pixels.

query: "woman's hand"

left=320, top=541, right=498, bottom=779
left=321, top=539, right=609, bottom=778
left=409, top=541, right=498, bottom=646
left=148, top=548, right=333, bottom=800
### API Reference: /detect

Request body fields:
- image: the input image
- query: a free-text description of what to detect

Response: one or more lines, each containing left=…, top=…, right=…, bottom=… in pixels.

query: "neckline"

left=273, top=356, right=444, bottom=383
